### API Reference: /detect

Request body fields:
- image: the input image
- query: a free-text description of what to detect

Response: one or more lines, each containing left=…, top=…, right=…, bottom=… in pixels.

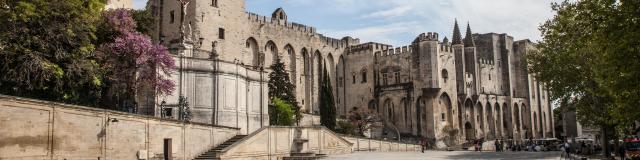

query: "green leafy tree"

left=527, top=0, right=640, bottom=157
left=268, top=58, right=301, bottom=124
left=269, top=97, right=294, bottom=126
left=130, top=9, right=155, bottom=36
left=0, top=0, right=105, bottom=106
left=319, top=64, right=336, bottom=130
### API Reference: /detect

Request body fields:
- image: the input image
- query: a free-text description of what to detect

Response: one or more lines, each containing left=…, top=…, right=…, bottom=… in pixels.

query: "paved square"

left=324, top=151, right=562, bottom=160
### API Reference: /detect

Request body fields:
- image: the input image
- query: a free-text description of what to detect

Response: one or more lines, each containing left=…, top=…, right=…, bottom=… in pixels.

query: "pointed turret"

left=463, top=22, right=475, bottom=47
left=443, top=36, right=449, bottom=43
left=452, top=19, right=462, bottom=45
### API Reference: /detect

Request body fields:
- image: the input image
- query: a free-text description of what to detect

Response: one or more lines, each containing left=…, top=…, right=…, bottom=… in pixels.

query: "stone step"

left=193, top=135, right=248, bottom=160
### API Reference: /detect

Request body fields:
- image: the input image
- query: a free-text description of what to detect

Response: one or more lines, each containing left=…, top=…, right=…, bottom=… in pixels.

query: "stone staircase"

left=193, top=135, right=247, bottom=160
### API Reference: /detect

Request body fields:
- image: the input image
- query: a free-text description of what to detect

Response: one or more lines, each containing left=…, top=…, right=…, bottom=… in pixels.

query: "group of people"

left=470, top=138, right=560, bottom=152
left=562, top=141, right=602, bottom=155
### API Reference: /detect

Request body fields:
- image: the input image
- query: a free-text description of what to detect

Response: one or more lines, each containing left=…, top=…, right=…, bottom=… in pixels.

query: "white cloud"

left=361, top=6, right=413, bottom=19
left=320, top=21, right=423, bottom=46
left=282, top=0, right=560, bottom=45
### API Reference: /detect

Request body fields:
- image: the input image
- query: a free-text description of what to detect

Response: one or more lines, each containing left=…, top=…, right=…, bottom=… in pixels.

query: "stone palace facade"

left=137, top=0, right=554, bottom=145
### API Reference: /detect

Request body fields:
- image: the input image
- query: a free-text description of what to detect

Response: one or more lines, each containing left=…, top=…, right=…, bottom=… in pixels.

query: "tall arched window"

left=361, top=70, right=367, bottom=83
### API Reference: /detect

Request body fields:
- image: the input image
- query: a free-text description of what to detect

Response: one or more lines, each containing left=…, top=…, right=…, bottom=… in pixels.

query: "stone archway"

left=464, top=99, right=475, bottom=139
left=465, top=122, right=474, bottom=140
left=439, top=93, right=456, bottom=146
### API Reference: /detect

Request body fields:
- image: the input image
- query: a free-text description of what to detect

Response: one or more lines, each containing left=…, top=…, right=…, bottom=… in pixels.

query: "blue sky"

left=133, top=0, right=561, bottom=46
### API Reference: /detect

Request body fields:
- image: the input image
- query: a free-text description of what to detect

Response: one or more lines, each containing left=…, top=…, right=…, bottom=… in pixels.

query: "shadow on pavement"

left=445, top=151, right=562, bottom=160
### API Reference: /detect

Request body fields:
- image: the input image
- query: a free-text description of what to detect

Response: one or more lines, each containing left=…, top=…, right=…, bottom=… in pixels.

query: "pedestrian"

left=477, top=139, right=483, bottom=152
left=420, top=138, right=427, bottom=153
left=495, top=140, right=500, bottom=152
left=619, top=144, right=626, bottom=160
left=564, top=141, right=571, bottom=158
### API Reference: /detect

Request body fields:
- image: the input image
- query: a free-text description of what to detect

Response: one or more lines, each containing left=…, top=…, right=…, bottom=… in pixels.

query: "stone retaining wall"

left=342, top=136, right=421, bottom=152
left=0, top=95, right=239, bottom=160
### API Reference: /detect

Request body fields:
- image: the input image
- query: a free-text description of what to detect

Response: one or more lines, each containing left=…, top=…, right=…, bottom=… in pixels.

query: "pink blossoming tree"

left=97, top=9, right=175, bottom=111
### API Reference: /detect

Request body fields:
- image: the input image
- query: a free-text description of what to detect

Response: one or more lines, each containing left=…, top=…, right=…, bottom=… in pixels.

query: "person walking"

left=563, top=141, right=571, bottom=159
left=619, top=144, right=626, bottom=160
left=420, top=138, right=427, bottom=153
left=495, top=140, right=500, bottom=152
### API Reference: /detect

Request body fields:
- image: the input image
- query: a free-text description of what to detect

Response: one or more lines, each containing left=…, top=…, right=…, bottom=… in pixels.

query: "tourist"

left=564, top=141, right=571, bottom=158
left=619, top=144, right=626, bottom=160
left=420, top=138, right=427, bottom=153
left=495, top=140, right=500, bottom=152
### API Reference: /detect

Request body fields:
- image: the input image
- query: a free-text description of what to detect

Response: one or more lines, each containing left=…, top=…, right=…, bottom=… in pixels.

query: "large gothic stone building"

left=137, top=0, right=554, bottom=146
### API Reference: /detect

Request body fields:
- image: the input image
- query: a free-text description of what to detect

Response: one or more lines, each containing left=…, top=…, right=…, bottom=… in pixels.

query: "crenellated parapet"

left=412, top=32, right=439, bottom=43
left=377, top=45, right=413, bottom=57
left=245, top=11, right=348, bottom=49
left=478, top=58, right=495, bottom=67
left=346, top=42, right=391, bottom=55
left=246, top=12, right=317, bottom=34
left=439, top=41, right=453, bottom=53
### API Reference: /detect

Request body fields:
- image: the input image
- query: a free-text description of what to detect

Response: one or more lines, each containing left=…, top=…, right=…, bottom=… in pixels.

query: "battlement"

left=479, top=58, right=495, bottom=65
left=346, top=43, right=374, bottom=54
left=412, top=32, right=439, bottom=43
left=246, top=12, right=317, bottom=34
left=246, top=11, right=348, bottom=49
left=439, top=42, right=452, bottom=53
left=378, top=45, right=412, bottom=57
left=346, top=42, right=392, bottom=55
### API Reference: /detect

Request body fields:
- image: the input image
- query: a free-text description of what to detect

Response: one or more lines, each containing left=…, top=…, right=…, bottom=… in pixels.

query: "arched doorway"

left=465, top=122, right=474, bottom=140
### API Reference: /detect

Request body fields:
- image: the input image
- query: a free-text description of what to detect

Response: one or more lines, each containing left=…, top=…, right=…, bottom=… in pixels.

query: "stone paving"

left=324, top=151, right=562, bottom=160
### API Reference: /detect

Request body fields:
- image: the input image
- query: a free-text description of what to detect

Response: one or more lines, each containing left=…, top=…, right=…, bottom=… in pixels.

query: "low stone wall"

left=0, top=95, right=239, bottom=160
left=341, top=136, right=421, bottom=152
left=299, top=114, right=320, bottom=126
left=218, top=126, right=353, bottom=160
